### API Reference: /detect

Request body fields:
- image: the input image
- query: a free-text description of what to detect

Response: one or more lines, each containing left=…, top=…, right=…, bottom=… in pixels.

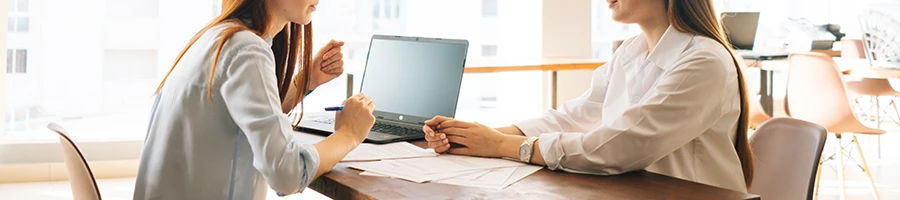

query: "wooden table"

left=294, top=132, right=760, bottom=200
left=811, top=49, right=841, bottom=57
left=344, top=57, right=606, bottom=109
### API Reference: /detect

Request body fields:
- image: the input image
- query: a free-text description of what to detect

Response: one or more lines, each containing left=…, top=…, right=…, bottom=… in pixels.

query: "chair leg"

left=852, top=135, right=881, bottom=200
left=814, top=151, right=825, bottom=199
left=876, top=97, right=881, bottom=128
left=837, top=134, right=847, bottom=200
left=891, top=99, right=900, bottom=123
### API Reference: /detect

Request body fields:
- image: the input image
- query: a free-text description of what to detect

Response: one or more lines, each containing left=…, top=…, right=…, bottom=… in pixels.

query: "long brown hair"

left=154, top=0, right=313, bottom=123
left=666, top=0, right=755, bottom=188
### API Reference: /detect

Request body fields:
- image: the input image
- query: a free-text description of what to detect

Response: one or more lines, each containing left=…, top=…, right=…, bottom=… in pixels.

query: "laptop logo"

left=399, top=115, right=404, bottom=120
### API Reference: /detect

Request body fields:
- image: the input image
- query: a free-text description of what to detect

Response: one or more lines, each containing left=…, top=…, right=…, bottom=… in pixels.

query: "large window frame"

left=8, top=0, right=30, bottom=33
left=5, top=49, right=27, bottom=74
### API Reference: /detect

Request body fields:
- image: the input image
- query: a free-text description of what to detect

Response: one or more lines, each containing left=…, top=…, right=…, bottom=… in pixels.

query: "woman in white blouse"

left=423, top=0, right=755, bottom=192
left=134, top=0, right=376, bottom=199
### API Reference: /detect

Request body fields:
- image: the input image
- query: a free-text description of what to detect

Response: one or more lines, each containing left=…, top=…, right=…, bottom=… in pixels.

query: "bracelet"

left=292, top=75, right=313, bottom=96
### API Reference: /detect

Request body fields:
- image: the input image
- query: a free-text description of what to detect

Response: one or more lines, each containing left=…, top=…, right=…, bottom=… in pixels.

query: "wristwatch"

left=519, top=136, right=539, bottom=163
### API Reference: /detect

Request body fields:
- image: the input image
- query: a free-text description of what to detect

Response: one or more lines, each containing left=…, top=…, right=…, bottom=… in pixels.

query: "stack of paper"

left=349, top=154, right=542, bottom=189
left=341, top=142, right=438, bottom=162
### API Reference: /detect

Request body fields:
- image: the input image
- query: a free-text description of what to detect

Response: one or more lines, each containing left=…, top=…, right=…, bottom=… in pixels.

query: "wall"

left=544, top=0, right=593, bottom=109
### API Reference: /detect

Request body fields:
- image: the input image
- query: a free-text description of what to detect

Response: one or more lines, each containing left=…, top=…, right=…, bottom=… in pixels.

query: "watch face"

left=519, top=145, right=528, bottom=159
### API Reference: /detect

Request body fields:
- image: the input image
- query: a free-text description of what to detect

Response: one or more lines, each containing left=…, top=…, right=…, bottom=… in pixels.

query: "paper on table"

left=440, top=167, right=515, bottom=186
left=351, top=160, right=491, bottom=183
left=341, top=142, right=437, bottom=162
left=436, top=165, right=542, bottom=189
left=348, top=155, right=524, bottom=183
left=396, top=155, right=524, bottom=174
left=359, top=167, right=492, bottom=180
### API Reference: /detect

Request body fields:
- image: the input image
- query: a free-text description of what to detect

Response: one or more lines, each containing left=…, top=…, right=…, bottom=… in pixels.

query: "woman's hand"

left=308, top=39, right=345, bottom=90
left=333, top=93, right=376, bottom=143
left=423, top=116, right=451, bottom=153
left=424, top=116, right=519, bottom=158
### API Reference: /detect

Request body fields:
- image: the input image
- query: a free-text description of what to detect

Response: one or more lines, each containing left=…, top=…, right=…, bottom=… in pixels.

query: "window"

left=311, top=0, right=543, bottom=125
left=384, top=0, right=392, bottom=19
left=2, top=0, right=221, bottom=140
left=14, top=50, right=27, bottom=73
left=373, top=0, right=400, bottom=20
left=106, top=0, right=158, bottom=18
left=591, top=0, right=641, bottom=59
left=373, top=0, right=381, bottom=19
left=6, top=50, right=12, bottom=73
left=482, top=0, right=498, bottom=17
left=2, top=0, right=543, bottom=141
left=6, top=49, right=27, bottom=74
left=394, top=1, right=400, bottom=18
left=103, top=50, right=158, bottom=80
left=16, top=0, right=28, bottom=12
left=481, top=45, right=498, bottom=56
left=8, top=0, right=30, bottom=32
left=212, top=0, right=222, bottom=16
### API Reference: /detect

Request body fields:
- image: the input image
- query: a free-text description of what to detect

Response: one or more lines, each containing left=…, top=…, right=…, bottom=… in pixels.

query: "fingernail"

left=443, top=139, right=448, bottom=144
left=445, top=144, right=451, bottom=148
left=440, top=134, right=446, bottom=139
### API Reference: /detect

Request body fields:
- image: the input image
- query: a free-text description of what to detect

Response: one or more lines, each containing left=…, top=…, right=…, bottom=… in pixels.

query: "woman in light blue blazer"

left=134, top=0, right=376, bottom=199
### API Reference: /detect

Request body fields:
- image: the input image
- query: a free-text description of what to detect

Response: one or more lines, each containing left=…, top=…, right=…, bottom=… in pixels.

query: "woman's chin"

left=291, top=16, right=313, bottom=25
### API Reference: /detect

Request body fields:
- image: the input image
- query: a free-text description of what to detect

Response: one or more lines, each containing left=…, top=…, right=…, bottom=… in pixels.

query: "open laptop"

left=295, top=35, right=469, bottom=144
left=721, top=12, right=788, bottom=60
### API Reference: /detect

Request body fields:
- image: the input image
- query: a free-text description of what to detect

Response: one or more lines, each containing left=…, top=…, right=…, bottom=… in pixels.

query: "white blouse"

left=134, top=24, right=320, bottom=200
left=515, top=26, right=747, bottom=192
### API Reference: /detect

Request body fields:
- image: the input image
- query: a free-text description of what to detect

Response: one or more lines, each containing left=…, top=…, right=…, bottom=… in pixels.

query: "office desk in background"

left=343, top=57, right=607, bottom=109
left=291, top=132, right=760, bottom=200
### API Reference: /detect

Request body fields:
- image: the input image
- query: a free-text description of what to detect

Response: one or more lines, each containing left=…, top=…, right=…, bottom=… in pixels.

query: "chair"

left=749, top=118, right=827, bottom=200
left=785, top=52, right=883, bottom=200
left=843, top=38, right=897, bottom=159
left=47, top=123, right=102, bottom=200
left=735, top=55, right=772, bottom=128
left=749, top=97, right=773, bottom=129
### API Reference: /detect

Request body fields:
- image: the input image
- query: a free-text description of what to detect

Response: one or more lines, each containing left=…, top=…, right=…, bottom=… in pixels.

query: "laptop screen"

left=360, top=35, right=469, bottom=125
left=721, top=12, right=760, bottom=50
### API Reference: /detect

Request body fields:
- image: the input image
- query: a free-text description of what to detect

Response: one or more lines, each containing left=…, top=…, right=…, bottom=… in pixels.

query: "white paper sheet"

left=348, top=155, right=525, bottom=183
left=341, top=142, right=437, bottom=162
left=359, top=167, right=492, bottom=180
left=436, top=165, right=542, bottom=189
left=359, top=165, right=544, bottom=189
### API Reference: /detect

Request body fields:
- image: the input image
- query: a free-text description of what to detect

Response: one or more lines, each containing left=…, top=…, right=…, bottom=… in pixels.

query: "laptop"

left=295, top=35, right=469, bottom=144
left=721, top=12, right=788, bottom=60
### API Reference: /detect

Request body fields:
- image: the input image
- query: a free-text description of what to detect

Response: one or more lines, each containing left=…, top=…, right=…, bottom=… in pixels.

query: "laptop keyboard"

left=313, top=118, right=422, bottom=136
left=312, top=118, right=335, bottom=124
left=371, top=123, right=423, bottom=136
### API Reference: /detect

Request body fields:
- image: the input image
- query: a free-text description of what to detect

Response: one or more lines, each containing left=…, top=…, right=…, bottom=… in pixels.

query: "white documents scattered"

left=341, top=142, right=438, bottom=162
left=359, top=165, right=542, bottom=189
left=436, top=165, right=542, bottom=189
left=349, top=155, right=523, bottom=183
left=348, top=146, right=544, bottom=189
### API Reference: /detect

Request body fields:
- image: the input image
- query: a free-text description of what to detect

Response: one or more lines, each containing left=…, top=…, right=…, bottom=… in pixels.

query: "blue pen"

left=324, top=106, right=344, bottom=111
